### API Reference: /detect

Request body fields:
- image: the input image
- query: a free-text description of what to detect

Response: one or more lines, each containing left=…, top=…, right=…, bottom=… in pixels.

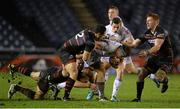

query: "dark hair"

left=108, top=5, right=119, bottom=14
left=94, top=24, right=106, bottom=34
left=108, top=5, right=119, bottom=11
left=112, top=17, right=122, bottom=24
left=146, top=12, right=160, bottom=21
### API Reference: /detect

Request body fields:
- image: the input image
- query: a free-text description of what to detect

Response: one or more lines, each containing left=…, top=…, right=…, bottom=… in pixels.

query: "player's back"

left=63, top=30, right=95, bottom=54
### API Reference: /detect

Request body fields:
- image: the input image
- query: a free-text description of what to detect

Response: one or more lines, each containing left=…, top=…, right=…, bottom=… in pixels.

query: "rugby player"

left=7, top=63, right=97, bottom=100
left=57, top=24, right=106, bottom=100
left=124, top=12, right=174, bottom=102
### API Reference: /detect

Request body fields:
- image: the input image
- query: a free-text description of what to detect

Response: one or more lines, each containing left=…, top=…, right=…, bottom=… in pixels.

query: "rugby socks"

left=97, top=82, right=105, bottom=99
left=14, top=65, right=33, bottom=76
left=112, top=78, right=122, bottom=97
left=136, top=81, right=144, bottom=100
left=104, top=72, right=109, bottom=82
left=148, top=74, right=155, bottom=80
left=15, top=85, right=35, bottom=99
left=64, top=78, right=75, bottom=99
left=57, top=82, right=66, bottom=90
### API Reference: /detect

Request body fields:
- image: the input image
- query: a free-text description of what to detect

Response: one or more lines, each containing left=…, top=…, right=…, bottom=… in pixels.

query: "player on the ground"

left=124, top=12, right=174, bottom=102
left=7, top=63, right=97, bottom=100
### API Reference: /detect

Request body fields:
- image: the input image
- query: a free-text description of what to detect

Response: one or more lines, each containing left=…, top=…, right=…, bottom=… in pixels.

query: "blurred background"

left=0, top=0, right=179, bottom=73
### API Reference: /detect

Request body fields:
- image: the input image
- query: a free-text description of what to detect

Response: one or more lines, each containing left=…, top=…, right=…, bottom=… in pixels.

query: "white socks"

left=149, top=74, right=156, bottom=80
left=112, top=78, right=122, bottom=97
left=57, top=82, right=66, bottom=90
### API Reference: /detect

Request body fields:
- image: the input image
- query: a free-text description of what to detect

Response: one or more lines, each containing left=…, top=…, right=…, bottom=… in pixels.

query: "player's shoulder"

left=156, top=26, right=166, bottom=33
left=155, top=26, right=169, bottom=36
left=106, top=24, right=111, bottom=28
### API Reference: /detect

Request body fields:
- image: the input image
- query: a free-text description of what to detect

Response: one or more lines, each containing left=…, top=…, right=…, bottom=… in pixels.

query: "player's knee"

left=138, top=68, right=149, bottom=81
left=96, top=74, right=105, bottom=82
left=34, top=87, right=45, bottom=100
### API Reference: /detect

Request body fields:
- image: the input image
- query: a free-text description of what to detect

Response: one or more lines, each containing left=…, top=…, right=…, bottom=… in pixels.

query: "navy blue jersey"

left=139, top=26, right=173, bottom=57
left=41, top=66, right=86, bottom=84
left=62, top=30, right=95, bottom=54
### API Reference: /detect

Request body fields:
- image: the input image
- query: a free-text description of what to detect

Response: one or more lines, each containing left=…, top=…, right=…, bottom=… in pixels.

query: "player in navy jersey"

left=123, top=12, right=173, bottom=102
left=7, top=63, right=97, bottom=100
left=57, top=25, right=106, bottom=100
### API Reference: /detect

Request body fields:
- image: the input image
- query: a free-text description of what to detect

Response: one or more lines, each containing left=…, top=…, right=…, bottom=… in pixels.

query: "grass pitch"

left=0, top=72, right=180, bottom=108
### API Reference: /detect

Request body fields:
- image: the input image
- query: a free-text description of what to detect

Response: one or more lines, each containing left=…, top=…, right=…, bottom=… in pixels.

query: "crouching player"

left=7, top=63, right=97, bottom=100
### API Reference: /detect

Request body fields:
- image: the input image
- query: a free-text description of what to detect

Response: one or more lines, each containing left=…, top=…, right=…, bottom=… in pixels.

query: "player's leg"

left=111, top=63, right=124, bottom=102
left=96, top=69, right=106, bottom=101
left=92, top=61, right=108, bottom=101
left=8, top=64, right=33, bottom=76
left=124, top=57, right=160, bottom=88
left=123, top=57, right=137, bottom=74
left=33, top=78, right=49, bottom=99
left=158, top=59, right=173, bottom=93
left=86, top=71, right=98, bottom=100
left=148, top=73, right=160, bottom=88
left=33, top=86, right=47, bottom=100
left=63, top=62, right=78, bottom=100
left=8, top=84, right=36, bottom=99
left=132, top=57, right=159, bottom=102
left=8, top=64, right=40, bottom=80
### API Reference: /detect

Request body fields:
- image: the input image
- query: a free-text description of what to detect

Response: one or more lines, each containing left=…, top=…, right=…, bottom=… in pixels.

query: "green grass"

left=0, top=72, right=180, bottom=108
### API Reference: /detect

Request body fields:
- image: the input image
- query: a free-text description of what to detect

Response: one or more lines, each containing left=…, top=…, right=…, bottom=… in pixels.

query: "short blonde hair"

left=147, top=12, right=160, bottom=21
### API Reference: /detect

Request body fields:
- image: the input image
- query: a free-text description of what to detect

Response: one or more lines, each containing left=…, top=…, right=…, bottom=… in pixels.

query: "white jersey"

left=98, top=39, right=122, bottom=53
left=105, top=24, right=134, bottom=42
left=105, top=19, right=134, bottom=65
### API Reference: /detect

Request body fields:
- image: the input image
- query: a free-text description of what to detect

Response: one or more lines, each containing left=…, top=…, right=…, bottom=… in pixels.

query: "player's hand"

left=89, top=83, right=97, bottom=90
left=139, top=50, right=149, bottom=57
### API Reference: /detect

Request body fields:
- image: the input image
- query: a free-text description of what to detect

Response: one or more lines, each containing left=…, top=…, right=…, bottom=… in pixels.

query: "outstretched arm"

left=122, top=38, right=141, bottom=48
left=74, top=81, right=97, bottom=90
left=139, top=37, right=165, bottom=57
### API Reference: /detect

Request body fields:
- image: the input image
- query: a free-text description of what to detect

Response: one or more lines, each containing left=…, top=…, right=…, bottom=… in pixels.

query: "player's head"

left=146, top=12, right=160, bottom=30
left=111, top=17, right=122, bottom=33
left=109, top=56, right=122, bottom=68
left=108, top=5, right=119, bottom=21
left=93, top=24, right=106, bottom=40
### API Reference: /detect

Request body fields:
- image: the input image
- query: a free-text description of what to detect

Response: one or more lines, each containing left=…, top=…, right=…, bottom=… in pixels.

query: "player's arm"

left=147, top=35, right=164, bottom=54
left=74, top=81, right=97, bottom=90
left=139, top=34, right=165, bottom=57
left=120, top=27, right=135, bottom=46
left=82, top=51, right=91, bottom=61
left=95, top=40, right=108, bottom=50
left=122, top=38, right=141, bottom=48
left=82, top=41, right=95, bottom=61
left=76, top=53, right=83, bottom=59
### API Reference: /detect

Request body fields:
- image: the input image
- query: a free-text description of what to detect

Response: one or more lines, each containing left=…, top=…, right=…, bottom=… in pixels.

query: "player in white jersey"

left=105, top=17, right=138, bottom=102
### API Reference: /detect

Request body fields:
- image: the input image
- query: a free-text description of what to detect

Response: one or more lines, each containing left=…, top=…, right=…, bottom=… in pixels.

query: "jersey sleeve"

left=156, top=27, right=168, bottom=39
left=119, top=26, right=134, bottom=42
left=84, top=32, right=95, bottom=52
left=84, top=40, right=95, bottom=52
